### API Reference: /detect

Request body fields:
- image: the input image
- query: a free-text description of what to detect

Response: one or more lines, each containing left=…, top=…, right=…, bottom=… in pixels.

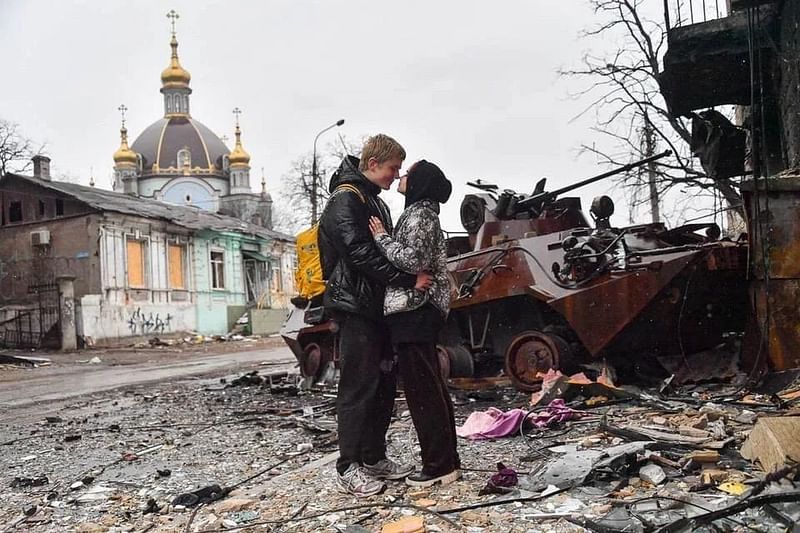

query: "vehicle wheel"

left=301, top=342, right=322, bottom=379
left=504, top=330, right=567, bottom=391
left=438, top=344, right=474, bottom=379
left=436, top=345, right=451, bottom=382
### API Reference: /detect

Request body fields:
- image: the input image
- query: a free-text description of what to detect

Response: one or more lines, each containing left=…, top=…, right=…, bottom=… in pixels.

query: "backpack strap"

left=332, top=184, right=366, bottom=204
left=318, top=184, right=367, bottom=226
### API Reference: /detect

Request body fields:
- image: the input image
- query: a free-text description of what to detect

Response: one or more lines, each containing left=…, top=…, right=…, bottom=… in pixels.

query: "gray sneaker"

left=362, top=458, right=415, bottom=480
left=336, top=464, right=385, bottom=497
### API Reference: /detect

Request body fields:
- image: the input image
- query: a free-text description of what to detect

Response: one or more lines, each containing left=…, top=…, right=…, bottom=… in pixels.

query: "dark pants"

left=396, top=342, right=460, bottom=476
left=335, top=312, right=397, bottom=474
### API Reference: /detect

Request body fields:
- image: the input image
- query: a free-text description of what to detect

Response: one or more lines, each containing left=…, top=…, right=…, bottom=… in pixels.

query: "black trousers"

left=335, top=312, right=397, bottom=474
left=396, top=342, right=460, bottom=476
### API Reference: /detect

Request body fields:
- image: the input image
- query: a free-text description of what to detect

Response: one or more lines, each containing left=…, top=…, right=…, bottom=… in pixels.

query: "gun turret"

left=517, top=150, right=672, bottom=214
left=466, top=150, right=672, bottom=222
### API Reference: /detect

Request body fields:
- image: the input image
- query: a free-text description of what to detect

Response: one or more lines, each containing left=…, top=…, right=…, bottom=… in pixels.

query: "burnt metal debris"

left=282, top=151, right=750, bottom=392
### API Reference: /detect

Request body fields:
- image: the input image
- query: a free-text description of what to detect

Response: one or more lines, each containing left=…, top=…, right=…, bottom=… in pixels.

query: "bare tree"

left=562, top=0, right=742, bottom=225
left=0, top=119, right=44, bottom=177
left=271, top=200, right=306, bottom=235
left=277, top=136, right=362, bottom=229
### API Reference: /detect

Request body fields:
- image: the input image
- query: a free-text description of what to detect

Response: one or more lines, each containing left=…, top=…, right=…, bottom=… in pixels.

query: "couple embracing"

left=318, top=134, right=460, bottom=497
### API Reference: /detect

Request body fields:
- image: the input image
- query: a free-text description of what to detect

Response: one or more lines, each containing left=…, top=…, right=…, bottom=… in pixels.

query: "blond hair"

left=359, top=134, right=406, bottom=171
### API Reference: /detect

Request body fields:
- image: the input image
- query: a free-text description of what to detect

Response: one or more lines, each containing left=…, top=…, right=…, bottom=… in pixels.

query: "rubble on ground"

left=1, top=361, right=799, bottom=532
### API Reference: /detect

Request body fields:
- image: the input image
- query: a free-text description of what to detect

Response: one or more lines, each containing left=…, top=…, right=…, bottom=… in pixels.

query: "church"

left=0, top=13, right=295, bottom=349
left=112, top=11, right=272, bottom=228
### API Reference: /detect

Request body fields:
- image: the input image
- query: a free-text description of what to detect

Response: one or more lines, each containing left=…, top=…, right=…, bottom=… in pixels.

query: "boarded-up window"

left=210, top=251, right=225, bottom=289
left=127, top=240, right=146, bottom=287
left=168, top=244, right=185, bottom=289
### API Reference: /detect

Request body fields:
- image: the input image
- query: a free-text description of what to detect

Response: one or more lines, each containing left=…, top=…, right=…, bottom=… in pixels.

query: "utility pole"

left=643, top=111, right=661, bottom=223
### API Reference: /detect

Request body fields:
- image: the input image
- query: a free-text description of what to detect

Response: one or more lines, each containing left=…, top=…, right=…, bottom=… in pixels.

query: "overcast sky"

left=0, top=0, right=636, bottom=231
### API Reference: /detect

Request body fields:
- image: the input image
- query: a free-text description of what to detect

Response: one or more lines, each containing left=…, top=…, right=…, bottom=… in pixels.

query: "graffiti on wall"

left=127, top=307, right=173, bottom=336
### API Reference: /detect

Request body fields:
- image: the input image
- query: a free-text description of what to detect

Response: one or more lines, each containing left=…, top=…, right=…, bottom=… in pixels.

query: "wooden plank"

left=740, top=416, right=800, bottom=472
left=168, top=244, right=184, bottom=289
left=126, top=240, right=144, bottom=287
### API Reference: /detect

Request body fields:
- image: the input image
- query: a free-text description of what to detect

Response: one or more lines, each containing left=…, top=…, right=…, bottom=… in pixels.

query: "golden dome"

left=229, top=125, right=251, bottom=166
left=113, top=126, right=138, bottom=166
left=160, top=35, right=191, bottom=89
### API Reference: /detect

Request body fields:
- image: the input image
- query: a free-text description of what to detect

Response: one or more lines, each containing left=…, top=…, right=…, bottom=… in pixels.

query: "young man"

left=318, top=134, right=432, bottom=497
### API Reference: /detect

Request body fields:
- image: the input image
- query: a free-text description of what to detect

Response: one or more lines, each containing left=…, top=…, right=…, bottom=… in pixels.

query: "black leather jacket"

left=319, top=156, right=416, bottom=319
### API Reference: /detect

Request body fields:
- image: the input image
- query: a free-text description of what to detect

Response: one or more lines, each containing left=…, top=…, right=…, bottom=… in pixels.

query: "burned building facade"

left=660, top=0, right=800, bottom=371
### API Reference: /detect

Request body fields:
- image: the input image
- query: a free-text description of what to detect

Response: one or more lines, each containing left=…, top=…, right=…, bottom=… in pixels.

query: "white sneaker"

left=336, top=464, right=385, bottom=497
left=362, top=458, right=415, bottom=481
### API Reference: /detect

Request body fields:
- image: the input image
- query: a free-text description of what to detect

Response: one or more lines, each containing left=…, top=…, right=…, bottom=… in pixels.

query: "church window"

left=178, top=148, right=191, bottom=168
left=222, top=155, right=230, bottom=172
left=210, top=250, right=225, bottom=289
left=38, top=200, right=45, bottom=218
left=168, top=244, right=186, bottom=289
left=55, top=199, right=64, bottom=216
left=8, top=201, right=22, bottom=223
left=126, top=239, right=147, bottom=288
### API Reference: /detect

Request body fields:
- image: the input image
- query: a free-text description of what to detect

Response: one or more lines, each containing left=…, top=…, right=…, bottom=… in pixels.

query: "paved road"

left=0, top=346, right=295, bottom=413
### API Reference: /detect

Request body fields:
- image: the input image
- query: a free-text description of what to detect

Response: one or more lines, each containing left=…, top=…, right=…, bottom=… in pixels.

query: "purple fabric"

left=530, top=399, right=581, bottom=428
left=456, top=407, right=528, bottom=440
left=456, top=400, right=582, bottom=440
left=479, top=462, right=519, bottom=495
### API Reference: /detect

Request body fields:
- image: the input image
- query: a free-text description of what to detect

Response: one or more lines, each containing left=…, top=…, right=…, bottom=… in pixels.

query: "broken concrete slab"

left=526, top=441, right=650, bottom=490
left=0, top=354, right=51, bottom=366
left=639, top=463, right=667, bottom=485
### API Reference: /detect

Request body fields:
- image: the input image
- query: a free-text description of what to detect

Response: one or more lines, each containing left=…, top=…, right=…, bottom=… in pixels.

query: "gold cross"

left=167, top=10, right=179, bottom=35
left=118, top=104, right=128, bottom=128
left=232, top=107, right=242, bottom=127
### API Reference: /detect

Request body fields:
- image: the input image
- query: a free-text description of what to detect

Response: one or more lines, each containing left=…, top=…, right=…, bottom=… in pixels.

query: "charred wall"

left=779, top=0, right=800, bottom=168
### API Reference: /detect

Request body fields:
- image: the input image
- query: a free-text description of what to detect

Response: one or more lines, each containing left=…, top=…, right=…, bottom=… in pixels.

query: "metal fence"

left=665, top=0, right=729, bottom=30
left=0, top=283, right=61, bottom=349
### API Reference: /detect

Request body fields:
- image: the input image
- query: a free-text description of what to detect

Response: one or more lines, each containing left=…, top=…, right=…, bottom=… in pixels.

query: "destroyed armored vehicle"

left=282, top=150, right=750, bottom=390
left=440, top=151, right=749, bottom=389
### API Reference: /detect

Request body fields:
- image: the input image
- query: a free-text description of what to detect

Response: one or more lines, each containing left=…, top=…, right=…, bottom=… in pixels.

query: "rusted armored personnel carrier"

left=441, top=150, right=749, bottom=389
left=282, top=151, right=750, bottom=390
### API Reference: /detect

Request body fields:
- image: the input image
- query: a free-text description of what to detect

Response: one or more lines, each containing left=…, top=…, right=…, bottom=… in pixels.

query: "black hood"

left=404, top=160, right=452, bottom=209
left=328, top=155, right=381, bottom=196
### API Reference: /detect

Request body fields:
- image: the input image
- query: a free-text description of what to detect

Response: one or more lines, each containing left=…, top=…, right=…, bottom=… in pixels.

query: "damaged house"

left=0, top=160, right=295, bottom=348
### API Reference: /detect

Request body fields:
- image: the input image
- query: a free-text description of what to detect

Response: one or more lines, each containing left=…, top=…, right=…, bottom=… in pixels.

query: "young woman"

left=368, top=160, right=460, bottom=487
